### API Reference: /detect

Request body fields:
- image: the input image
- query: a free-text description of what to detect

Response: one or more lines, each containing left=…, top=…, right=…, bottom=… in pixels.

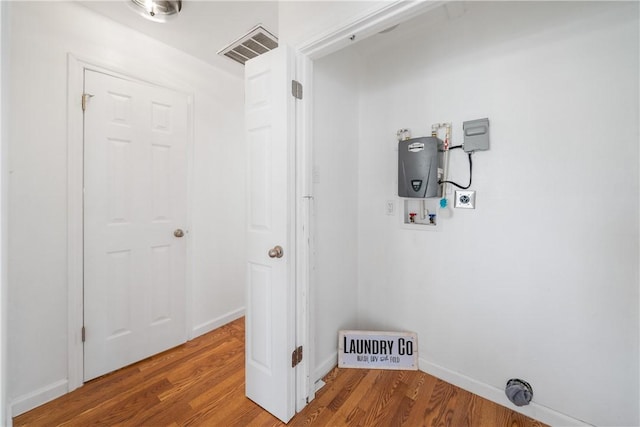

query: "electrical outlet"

left=455, top=190, right=476, bottom=209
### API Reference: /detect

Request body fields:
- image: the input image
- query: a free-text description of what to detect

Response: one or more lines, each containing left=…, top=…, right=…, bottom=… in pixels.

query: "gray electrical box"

left=398, top=137, right=442, bottom=198
left=463, top=118, right=490, bottom=152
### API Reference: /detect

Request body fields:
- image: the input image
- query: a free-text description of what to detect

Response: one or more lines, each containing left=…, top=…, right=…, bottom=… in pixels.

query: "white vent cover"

left=218, top=25, right=278, bottom=65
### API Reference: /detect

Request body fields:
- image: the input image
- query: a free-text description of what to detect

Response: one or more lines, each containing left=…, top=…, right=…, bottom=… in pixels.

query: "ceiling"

left=78, top=1, right=456, bottom=77
left=79, top=1, right=279, bottom=76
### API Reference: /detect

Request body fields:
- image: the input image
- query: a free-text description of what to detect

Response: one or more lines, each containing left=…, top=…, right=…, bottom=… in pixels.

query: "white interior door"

left=245, top=46, right=298, bottom=422
left=83, top=69, right=188, bottom=381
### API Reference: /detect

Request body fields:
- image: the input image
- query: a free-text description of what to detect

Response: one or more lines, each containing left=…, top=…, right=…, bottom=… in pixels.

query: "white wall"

left=316, top=2, right=639, bottom=426
left=0, top=1, right=8, bottom=423
left=7, top=1, right=245, bottom=416
left=312, top=48, right=362, bottom=381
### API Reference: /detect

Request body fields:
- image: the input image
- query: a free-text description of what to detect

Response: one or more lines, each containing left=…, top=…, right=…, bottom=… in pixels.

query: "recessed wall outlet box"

left=463, top=118, right=489, bottom=153
left=455, top=190, right=476, bottom=209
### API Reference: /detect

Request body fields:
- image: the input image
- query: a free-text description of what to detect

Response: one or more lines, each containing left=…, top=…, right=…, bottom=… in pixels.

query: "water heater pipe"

left=431, top=122, right=452, bottom=200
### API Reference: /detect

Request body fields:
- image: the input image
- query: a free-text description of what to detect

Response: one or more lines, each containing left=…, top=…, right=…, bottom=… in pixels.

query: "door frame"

left=66, top=54, right=194, bottom=391
left=293, top=0, right=445, bottom=407
left=294, top=52, right=313, bottom=410
left=297, top=0, right=445, bottom=60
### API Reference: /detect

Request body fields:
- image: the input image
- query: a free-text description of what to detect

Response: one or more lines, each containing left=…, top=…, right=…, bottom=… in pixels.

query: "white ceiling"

left=79, top=1, right=279, bottom=76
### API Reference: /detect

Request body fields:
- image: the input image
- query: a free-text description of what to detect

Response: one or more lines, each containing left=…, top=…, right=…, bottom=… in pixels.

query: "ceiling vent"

left=217, top=25, right=278, bottom=65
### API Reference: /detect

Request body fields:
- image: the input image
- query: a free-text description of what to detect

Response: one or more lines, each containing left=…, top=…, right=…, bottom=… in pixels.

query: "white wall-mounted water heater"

left=398, top=136, right=442, bottom=198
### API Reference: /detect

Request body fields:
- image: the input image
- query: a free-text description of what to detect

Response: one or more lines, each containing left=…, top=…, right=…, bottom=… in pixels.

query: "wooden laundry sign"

left=338, top=330, right=418, bottom=370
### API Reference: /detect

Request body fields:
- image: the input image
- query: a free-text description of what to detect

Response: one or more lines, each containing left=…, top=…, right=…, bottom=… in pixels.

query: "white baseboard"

left=419, top=358, right=591, bottom=427
left=314, top=351, right=338, bottom=384
left=10, top=378, right=68, bottom=418
left=191, top=307, right=245, bottom=338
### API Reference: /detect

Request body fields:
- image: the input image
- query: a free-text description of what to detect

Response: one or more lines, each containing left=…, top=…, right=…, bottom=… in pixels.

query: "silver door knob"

left=174, top=229, right=185, bottom=238
left=268, top=245, right=283, bottom=258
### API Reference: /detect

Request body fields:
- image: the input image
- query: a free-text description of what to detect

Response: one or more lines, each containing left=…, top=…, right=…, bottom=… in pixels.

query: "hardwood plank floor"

left=14, top=318, right=547, bottom=427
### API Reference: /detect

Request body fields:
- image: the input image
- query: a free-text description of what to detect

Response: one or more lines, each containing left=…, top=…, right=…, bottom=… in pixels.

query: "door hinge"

left=291, top=80, right=303, bottom=100
left=291, top=345, right=303, bottom=368
left=81, top=93, right=94, bottom=112
left=81, top=326, right=86, bottom=342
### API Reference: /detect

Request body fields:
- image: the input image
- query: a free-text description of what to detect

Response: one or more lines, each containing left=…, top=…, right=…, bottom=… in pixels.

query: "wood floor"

left=14, top=318, right=547, bottom=427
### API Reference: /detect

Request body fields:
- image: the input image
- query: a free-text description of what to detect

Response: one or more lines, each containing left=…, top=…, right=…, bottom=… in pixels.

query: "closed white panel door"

left=245, top=46, right=297, bottom=422
left=83, top=69, right=188, bottom=381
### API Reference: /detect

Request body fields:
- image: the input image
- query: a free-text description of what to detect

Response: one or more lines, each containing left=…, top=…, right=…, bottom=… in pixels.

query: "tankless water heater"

left=398, top=136, right=442, bottom=198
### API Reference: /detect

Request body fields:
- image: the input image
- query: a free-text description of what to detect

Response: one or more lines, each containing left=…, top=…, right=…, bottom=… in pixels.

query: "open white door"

left=244, top=46, right=298, bottom=422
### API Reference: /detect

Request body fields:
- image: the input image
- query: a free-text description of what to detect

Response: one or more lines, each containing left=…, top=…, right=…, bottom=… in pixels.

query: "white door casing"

left=294, top=52, right=314, bottom=411
left=83, top=69, right=188, bottom=381
left=244, top=46, right=298, bottom=423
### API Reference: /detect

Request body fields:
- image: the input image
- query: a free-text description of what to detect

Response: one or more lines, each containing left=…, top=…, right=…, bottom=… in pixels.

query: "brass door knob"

left=174, top=229, right=185, bottom=238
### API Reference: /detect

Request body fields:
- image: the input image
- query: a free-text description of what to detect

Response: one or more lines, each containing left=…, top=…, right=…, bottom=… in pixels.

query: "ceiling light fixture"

left=130, top=0, right=182, bottom=23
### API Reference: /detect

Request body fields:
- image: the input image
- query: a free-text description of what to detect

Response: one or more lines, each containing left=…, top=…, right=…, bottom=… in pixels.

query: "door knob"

left=174, top=229, right=185, bottom=238
left=268, top=245, right=283, bottom=258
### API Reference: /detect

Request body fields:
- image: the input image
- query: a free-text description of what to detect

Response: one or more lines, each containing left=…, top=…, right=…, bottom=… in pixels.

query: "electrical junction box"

left=463, top=118, right=490, bottom=153
left=398, top=137, right=442, bottom=198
